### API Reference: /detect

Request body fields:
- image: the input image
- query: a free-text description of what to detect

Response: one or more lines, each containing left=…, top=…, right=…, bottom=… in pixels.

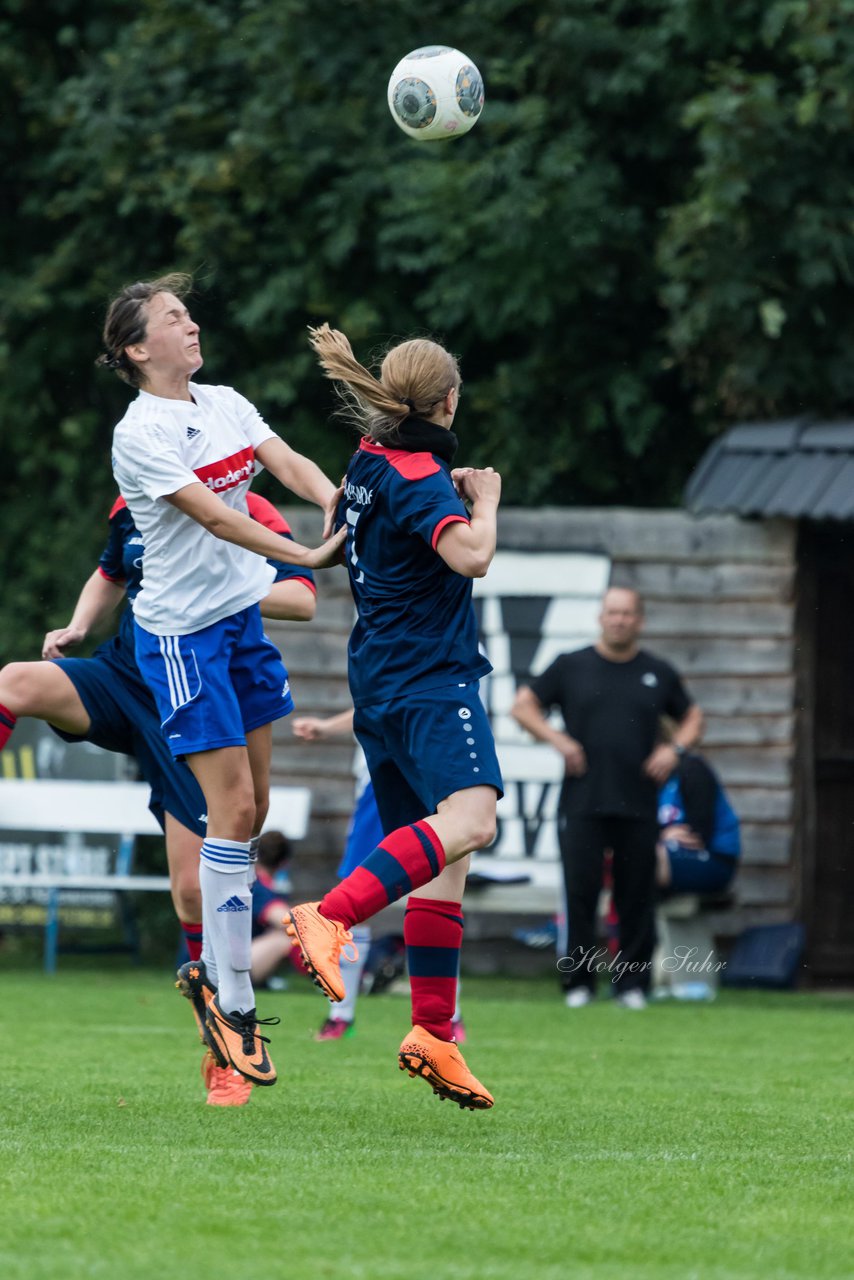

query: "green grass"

left=0, top=969, right=851, bottom=1280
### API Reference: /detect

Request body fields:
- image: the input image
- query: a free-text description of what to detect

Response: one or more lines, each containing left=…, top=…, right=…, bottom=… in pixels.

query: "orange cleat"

left=398, top=1025, right=494, bottom=1111
left=284, top=902, right=359, bottom=1003
left=205, top=996, right=278, bottom=1086
left=200, top=1050, right=253, bottom=1107
left=176, top=959, right=225, bottom=1066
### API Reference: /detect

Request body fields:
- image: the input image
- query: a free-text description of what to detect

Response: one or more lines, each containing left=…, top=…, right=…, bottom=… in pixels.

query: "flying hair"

left=307, top=323, right=460, bottom=443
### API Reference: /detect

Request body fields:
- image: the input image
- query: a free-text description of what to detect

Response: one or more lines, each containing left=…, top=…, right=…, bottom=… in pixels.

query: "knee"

left=0, top=663, right=36, bottom=712
left=464, top=813, right=497, bottom=853
left=253, top=789, right=269, bottom=834
left=209, top=787, right=256, bottom=842
left=173, top=882, right=202, bottom=923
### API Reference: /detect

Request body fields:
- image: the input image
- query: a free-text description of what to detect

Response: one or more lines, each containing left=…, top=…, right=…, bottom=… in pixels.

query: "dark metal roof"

left=685, top=420, right=854, bottom=520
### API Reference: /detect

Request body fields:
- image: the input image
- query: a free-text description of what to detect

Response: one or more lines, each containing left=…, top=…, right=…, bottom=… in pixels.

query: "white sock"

left=331, top=924, right=371, bottom=1023
left=453, top=975, right=462, bottom=1024
left=199, top=838, right=254, bottom=1015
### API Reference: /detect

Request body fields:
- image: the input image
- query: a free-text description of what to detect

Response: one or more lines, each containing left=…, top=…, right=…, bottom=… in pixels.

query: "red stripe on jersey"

left=98, top=565, right=126, bottom=584
left=108, top=495, right=127, bottom=519
left=247, top=491, right=291, bottom=534
left=431, top=513, right=469, bottom=550
left=194, top=446, right=255, bottom=493
left=358, top=439, right=440, bottom=480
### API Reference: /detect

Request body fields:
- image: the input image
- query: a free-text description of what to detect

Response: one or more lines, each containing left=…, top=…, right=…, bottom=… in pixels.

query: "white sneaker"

left=615, top=989, right=647, bottom=1010
left=565, top=987, right=593, bottom=1008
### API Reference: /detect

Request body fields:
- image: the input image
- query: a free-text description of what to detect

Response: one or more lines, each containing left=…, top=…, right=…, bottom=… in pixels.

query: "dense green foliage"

left=0, top=972, right=851, bottom=1279
left=3, top=0, right=854, bottom=657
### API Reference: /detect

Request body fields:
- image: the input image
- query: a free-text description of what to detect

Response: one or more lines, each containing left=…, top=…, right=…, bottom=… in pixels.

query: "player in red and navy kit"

left=100, top=273, right=344, bottom=1089
left=285, top=323, right=502, bottom=1110
left=0, top=491, right=315, bottom=1105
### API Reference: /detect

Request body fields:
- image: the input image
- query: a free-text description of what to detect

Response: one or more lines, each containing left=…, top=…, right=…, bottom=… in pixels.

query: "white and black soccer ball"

left=387, top=45, right=484, bottom=142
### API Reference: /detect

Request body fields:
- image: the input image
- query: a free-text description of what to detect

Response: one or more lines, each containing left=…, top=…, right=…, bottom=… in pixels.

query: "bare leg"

left=0, top=661, right=91, bottom=735
left=163, top=813, right=203, bottom=924
left=423, top=785, right=498, bottom=863
left=251, top=928, right=292, bottom=984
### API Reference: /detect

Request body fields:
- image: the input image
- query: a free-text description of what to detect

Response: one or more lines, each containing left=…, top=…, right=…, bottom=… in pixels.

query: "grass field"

left=0, top=968, right=851, bottom=1280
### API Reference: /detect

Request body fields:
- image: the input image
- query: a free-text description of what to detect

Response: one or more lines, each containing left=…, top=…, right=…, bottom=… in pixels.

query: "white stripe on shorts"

left=159, top=634, right=192, bottom=709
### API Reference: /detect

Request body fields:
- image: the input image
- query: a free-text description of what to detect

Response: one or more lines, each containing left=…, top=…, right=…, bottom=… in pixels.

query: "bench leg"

left=655, top=911, right=721, bottom=998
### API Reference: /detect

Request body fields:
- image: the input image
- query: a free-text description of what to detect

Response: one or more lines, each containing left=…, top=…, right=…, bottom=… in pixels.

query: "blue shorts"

left=338, top=777, right=385, bottom=877
left=353, top=680, right=503, bottom=836
left=134, top=605, right=293, bottom=759
left=52, top=641, right=208, bottom=838
left=664, top=843, right=737, bottom=895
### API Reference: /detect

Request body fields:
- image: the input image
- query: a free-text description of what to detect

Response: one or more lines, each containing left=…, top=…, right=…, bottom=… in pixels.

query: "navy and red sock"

left=404, top=896, right=463, bottom=1042
left=0, top=702, right=17, bottom=752
left=180, top=921, right=204, bottom=963
left=319, top=820, right=446, bottom=929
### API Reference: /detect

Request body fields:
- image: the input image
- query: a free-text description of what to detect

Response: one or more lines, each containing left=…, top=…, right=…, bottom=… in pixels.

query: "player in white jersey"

left=101, top=272, right=344, bottom=1088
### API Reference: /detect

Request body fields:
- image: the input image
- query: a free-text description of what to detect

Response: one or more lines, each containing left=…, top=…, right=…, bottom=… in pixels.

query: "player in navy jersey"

left=99, top=273, right=344, bottom=1090
left=0, top=491, right=315, bottom=1105
left=285, top=323, right=502, bottom=1110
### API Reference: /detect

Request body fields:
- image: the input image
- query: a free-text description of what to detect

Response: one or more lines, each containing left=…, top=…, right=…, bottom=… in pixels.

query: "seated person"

left=250, top=830, right=295, bottom=987
left=657, top=752, right=741, bottom=895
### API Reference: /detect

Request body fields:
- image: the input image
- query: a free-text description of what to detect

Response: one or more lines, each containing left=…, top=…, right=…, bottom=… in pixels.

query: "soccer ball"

left=387, top=46, right=484, bottom=142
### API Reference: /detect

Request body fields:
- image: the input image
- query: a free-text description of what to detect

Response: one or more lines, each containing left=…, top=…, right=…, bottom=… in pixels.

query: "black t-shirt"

left=527, top=646, right=692, bottom=819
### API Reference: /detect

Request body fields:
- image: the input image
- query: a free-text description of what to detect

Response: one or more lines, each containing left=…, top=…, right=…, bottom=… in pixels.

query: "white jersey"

left=111, top=383, right=278, bottom=635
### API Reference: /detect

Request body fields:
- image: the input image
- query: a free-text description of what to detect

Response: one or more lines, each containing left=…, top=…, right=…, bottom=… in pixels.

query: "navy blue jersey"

left=98, top=491, right=315, bottom=660
left=339, top=439, right=491, bottom=707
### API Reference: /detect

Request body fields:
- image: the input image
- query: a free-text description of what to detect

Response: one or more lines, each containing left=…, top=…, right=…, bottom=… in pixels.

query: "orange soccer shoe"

left=284, top=903, right=359, bottom=1003
left=205, top=996, right=278, bottom=1086
left=200, top=1050, right=254, bottom=1107
left=398, top=1025, right=494, bottom=1111
left=176, top=960, right=225, bottom=1066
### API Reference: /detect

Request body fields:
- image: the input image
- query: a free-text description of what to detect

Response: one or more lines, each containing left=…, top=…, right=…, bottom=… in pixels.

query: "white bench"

left=0, top=779, right=311, bottom=972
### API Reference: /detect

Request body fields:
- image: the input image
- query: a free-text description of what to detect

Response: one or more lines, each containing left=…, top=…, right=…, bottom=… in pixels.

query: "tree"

left=3, top=0, right=854, bottom=659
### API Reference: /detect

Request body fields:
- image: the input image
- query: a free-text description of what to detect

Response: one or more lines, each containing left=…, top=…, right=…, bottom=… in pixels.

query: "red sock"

left=404, top=897, right=463, bottom=1042
left=0, top=703, right=17, bottom=751
left=181, top=921, right=203, bottom=962
left=319, top=820, right=446, bottom=930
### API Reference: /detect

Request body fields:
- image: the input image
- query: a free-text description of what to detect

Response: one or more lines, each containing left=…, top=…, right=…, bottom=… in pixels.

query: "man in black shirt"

left=511, top=587, right=704, bottom=1008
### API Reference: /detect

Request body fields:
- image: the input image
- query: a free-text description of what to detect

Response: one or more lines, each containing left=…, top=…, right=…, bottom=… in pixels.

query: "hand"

left=643, top=743, right=680, bottom=784
left=305, top=525, right=347, bottom=569
left=661, top=823, right=703, bottom=849
left=292, top=717, right=329, bottom=742
left=454, top=466, right=501, bottom=507
left=323, top=481, right=345, bottom=540
left=42, top=625, right=86, bottom=659
left=450, top=467, right=475, bottom=499
left=558, top=734, right=587, bottom=777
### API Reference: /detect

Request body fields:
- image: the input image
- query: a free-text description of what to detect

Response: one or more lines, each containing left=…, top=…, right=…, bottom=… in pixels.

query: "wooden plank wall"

left=269, top=506, right=799, bottom=927
left=497, top=509, right=799, bottom=925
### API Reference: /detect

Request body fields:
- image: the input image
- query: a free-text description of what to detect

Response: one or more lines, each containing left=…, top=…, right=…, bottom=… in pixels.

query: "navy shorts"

left=52, top=643, right=208, bottom=838
left=134, top=604, right=293, bottom=759
left=354, top=680, right=503, bottom=836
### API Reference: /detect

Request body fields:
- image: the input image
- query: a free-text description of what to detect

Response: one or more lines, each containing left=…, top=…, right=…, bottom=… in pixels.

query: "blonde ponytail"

left=308, top=322, right=460, bottom=442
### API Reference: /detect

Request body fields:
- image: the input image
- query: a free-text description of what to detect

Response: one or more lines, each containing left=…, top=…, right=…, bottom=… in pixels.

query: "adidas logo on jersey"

left=216, top=895, right=250, bottom=913
left=186, top=426, right=201, bottom=439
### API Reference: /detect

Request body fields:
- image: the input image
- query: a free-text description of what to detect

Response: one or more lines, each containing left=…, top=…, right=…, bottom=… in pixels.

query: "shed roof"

left=685, top=421, right=854, bottom=520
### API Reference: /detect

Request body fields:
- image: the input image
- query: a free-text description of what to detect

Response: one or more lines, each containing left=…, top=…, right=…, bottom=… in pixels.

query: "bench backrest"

left=0, top=779, right=311, bottom=840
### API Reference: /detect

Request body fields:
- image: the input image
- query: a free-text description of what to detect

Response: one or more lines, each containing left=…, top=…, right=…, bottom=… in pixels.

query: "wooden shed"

left=685, top=420, right=854, bottom=983
left=270, top=499, right=818, bottom=972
